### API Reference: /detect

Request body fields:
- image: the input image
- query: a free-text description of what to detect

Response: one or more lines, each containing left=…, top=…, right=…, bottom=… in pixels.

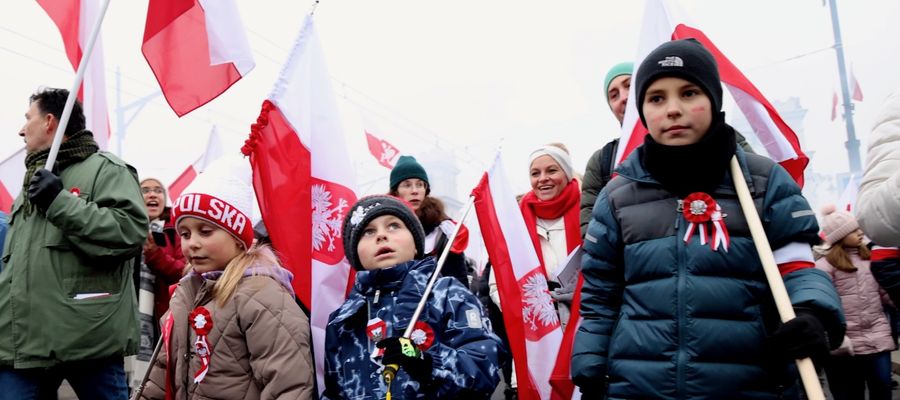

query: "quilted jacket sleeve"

left=140, top=313, right=170, bottom=399
left=761, top=162, right=846, bottom=342
left=571, top=188, right=624, bottom=390
left=239, top=277, right=315, bottom=400
left=427, top=279, right=504, bottom=398
left=857, top=92, right=900, bottom=246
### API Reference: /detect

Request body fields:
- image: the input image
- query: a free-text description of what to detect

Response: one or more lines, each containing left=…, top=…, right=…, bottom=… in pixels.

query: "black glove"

left=573, top=375, right=606, bottom=399
left=767, top=310, right=830, bottom=364
left=28, top=169, right=63, bottom=211
left=377, top=337, right=433, bottom=383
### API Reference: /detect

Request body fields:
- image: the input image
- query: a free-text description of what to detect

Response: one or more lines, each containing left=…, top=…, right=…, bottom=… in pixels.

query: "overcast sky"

left=2, top=0, right=897, bottom=204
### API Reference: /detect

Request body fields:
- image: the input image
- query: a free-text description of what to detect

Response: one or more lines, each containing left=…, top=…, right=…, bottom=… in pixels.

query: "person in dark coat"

left=572, top=39, right=845, bottom=399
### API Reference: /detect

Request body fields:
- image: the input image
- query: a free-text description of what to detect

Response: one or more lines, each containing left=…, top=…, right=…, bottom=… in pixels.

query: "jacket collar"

left=329, top=257, right=436, bottom=326
left=615, top=145, right=758, bottom=197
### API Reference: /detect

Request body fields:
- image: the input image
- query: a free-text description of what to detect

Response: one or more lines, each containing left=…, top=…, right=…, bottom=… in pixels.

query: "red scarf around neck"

left=519, top=179, right=582, bottom=275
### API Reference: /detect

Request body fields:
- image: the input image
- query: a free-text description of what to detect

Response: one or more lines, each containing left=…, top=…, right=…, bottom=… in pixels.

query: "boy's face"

left=642, top=76, right=712, bottom=146
left=357, top=215, right=417, bottom=270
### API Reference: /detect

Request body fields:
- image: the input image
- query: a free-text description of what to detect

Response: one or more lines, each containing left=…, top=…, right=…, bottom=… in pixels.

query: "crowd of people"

left=0, top=38, right=898, bottom=400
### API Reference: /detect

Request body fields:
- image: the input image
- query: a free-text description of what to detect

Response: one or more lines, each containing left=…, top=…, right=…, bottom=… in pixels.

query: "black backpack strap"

left=598, top=138, right=619, bottom=188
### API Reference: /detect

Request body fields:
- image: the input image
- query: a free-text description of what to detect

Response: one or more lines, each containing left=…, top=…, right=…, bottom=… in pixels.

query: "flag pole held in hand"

left=382, top=196, right=476, bottom=388
left=45, top=0, right=111, bottom=172
left=729, top=156, right=825, bottom=400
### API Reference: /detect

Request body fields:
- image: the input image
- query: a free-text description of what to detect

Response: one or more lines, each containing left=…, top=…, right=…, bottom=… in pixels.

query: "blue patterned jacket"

left=322, top=257, right=504, bottom=399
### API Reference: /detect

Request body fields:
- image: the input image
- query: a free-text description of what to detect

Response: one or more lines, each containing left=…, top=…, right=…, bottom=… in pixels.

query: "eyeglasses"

left=141, top=187, right=164, bottom=195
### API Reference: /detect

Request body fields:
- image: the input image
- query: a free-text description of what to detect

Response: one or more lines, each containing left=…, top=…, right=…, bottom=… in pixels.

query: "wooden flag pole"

left=45, top=0, right=111, bottom=171
left=729, top=156, right=824, bottom=400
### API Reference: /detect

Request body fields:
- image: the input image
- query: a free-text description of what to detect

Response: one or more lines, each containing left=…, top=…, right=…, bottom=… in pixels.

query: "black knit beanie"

left=635, top=39, right=722, bottom=127
left=389, top=155, right=430, bottom=195
left=342, top=195, right=426, bottom=271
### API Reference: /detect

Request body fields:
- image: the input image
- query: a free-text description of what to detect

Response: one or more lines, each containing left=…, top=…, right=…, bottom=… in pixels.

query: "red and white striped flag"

left=0, top=148, right=27, bottom=213
left=364, top=130, right=401, bottom=169
left=241, top=16, right=357, bottom=394
left=850, top=67, right=864, bottom=102
left=838, top=174, right=858, bottom=212
left=615, top=0, right=810, bottom=186
left=472, top=154, right=564, bottom=400
left=36, top=0, right=111, bottom=150
left=142, top=0, right=255, bottom=117
left=168, top=126, right=225, bottom=201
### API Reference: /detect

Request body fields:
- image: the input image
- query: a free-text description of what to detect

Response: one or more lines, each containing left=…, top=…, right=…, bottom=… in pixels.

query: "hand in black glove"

left=377, top=336, right=433, bottom=383
left=28, top=169, right=63, bottom=211
left=573, top=375, right=606, bottom=399
left=767, top=310, right=830, bottom=364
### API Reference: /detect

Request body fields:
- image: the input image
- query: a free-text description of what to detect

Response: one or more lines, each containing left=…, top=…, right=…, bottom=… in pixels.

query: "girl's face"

left=529, top=155, right=567, bottom=201
left=841, top=229, right=865, bottom=248
left=395, top=178, right=427, bottom=210
left=141, top=179, right=166, bottom=220
left=642, top=76, right=713, bottom=146
left=178, top=217, right=244, bottom=273
left=357, top=215, right=416, bottom=270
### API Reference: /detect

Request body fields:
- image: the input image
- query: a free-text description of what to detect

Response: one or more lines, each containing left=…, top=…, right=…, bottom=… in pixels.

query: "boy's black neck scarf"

left=641, top=113, right=737, bottom=198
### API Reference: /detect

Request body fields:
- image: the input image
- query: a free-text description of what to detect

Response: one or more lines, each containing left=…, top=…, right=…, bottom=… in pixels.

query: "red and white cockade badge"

left=409, top=321, right=435, bottom=351
left=367, top=318, right=387, bottom=358
left=69, top=187, right=81, bottom=197
left=682, top=192, right=730, bottom=252
left=189, top=306, right=213, bottom=383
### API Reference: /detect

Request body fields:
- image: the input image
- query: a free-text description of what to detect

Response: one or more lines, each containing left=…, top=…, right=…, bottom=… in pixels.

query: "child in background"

left=322, top=195, right=503, bottom=399
left=141, top=157, right=314, bottom=399
left=572, top=39, right=845, bottom=399
left=816, top=205, right=893, bottom=400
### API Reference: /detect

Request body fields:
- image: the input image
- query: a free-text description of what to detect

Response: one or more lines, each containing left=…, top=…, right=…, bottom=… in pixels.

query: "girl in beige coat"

left=141, top=157, right=314, bottom=400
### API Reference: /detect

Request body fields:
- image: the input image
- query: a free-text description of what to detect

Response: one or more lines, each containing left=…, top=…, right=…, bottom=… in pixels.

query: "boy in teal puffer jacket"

left=572, top=39, right=845, bottom=399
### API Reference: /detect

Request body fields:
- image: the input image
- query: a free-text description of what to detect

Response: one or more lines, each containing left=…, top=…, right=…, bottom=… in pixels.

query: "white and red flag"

left=838, top=174, right=858, bottom=212
left=0, top=148, right=27, bottom=213
left=142, top=0, right=255, bottom=117
left=472, top=154, right=564, bottom=400
left=36, top=0, right=111, bottom=150
left=615, top=0, right=810, bottom=186
left=168, top=126, right=225, bottom=201
left=241, top=16, right=357, bottom=393
left=364, top=130, right=401, bottom=169
left=850, top=67, right=864, bottom=102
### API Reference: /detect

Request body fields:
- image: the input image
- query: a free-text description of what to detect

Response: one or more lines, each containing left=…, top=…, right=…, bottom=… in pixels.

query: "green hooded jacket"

left=0, top=151, right=147, bottom=368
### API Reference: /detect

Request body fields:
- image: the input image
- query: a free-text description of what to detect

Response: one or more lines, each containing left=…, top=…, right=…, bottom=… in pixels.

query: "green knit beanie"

left=390, top=155, right=430, bottom=193
left=603, top=61, right=635, bottom=97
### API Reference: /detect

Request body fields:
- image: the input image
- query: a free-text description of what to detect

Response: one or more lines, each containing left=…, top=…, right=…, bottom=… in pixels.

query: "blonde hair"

left=211, top=243, right=282, bottom=306
left=824, top=243, right=871, bottom=272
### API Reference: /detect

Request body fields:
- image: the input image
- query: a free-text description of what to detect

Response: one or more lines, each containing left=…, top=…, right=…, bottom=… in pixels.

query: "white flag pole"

left=45, top=0, right=112, bottom=172
left=729, top=156, right=825, bottom=400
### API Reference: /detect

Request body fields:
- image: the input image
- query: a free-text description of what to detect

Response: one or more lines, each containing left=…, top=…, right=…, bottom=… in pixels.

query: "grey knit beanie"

left=342, top=195, right=425, bottom=271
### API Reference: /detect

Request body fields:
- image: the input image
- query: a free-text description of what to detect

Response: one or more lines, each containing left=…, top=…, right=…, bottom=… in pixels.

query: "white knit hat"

left=819, top=204, right=860, bottom=247
left=528, top=145, right=574, bottom=181
left=172, top=156, right=255, bottom=249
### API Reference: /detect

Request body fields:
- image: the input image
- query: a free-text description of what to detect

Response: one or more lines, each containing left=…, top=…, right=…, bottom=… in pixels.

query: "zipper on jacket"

left=674, top=202, right=686, bottom=399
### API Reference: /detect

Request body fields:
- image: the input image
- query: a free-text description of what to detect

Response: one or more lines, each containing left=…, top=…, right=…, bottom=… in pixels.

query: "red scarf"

left=519, top=179, right=582, bottom=276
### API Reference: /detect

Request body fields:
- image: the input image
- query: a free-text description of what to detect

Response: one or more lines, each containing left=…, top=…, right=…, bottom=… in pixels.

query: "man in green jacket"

left=0, top=88, right=147, bottom=399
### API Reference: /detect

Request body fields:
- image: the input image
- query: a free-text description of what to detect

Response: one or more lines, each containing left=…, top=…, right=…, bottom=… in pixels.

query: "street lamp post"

left=827, top=0, right=862, bottom=174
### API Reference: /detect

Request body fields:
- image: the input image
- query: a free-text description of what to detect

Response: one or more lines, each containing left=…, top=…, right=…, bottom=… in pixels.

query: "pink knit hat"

left=819, top=204, right=859, bottom=246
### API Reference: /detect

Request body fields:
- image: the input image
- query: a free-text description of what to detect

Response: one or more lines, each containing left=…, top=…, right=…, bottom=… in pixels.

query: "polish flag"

left=0, top=148, right=27, bottom=213
left=241, top=16, right=357, bottom=393
left=615, top=0, right=809, bottom=186
left=850, top=68, right=864, bottom=102
left=831, top=90, right=840, bottom=121
left=472, top=154, right=564, bottom=400
left=837, top=174, right=858, bottom=212
left=168, top=126, right=225, bottom=201
left=364, top=130, right=401, bottom=169
left=36, top=0, right=111, bottom=150
left=142, top=0, right=255, bottom=117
